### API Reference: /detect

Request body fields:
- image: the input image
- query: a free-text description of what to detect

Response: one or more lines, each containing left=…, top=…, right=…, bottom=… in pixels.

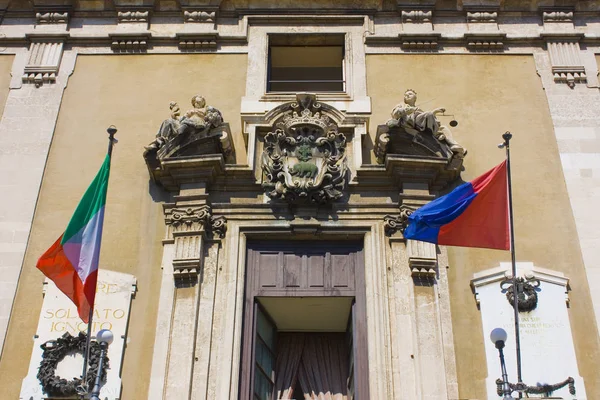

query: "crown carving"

left=276, top=93, right=336, bottom=135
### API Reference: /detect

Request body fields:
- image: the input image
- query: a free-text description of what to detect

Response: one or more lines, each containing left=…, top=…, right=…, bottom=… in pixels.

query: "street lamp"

left=90, top=329, right=114, bottom=400
left=490, top=328, right=515, bottom=400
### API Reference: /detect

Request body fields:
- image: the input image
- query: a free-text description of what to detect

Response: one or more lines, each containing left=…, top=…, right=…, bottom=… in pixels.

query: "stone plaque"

left=472, top=263, right=586, bottom=399
left=20, top=269, right=136, bottom=400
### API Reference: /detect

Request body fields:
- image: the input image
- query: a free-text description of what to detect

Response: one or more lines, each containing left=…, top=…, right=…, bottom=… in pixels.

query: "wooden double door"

left=240, top=241, right=369, bottom=400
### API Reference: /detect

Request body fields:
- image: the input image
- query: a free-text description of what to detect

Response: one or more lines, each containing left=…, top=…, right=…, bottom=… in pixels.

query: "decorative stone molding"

left=543, top=11, right=573, bottom=22
left=401, top=10, right=432, bottom=23
left=544, top=36, right=586, bottom=87
left=397, top=34, right=440, bottom=52
left=165, top=205, right=210, bottom=280
left=183, top=10, right=216, bottom=22
left=465, top=34, right=505, bottom=52
left=210, top=215, right=227, bottom=238
left=117, top=10, right=149, bottom=23
left=383, top=206, right=414, bottom=236
left=467, top=40, right=503, bottom=51
left=467, top=11, right=497, bottom=23
left=163, top=204, right=226, bottom=280
left=166, top=205, right=212, bottom=230
left=36, top=12, right=68, bottom=24
left=261, top=93, right=349, bottom=204
left=22, top=39, right=65, bottom=87
left=176, top=33, right=218, bottom=51
left=407, top=240, right=437, bottom=278
left=109, top=33, right=150, bottom=52
left=401, top=39, right=437, bottom=51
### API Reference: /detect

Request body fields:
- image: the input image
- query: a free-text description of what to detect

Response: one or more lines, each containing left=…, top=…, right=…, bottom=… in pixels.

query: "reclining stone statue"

left=386, top=89, right=466, bottom=157
left=144, top=94, right=223, bottom=153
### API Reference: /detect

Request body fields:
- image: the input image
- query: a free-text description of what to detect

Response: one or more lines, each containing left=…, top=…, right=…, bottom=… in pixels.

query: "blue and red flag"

left=404, top=161, right=509, bottom=250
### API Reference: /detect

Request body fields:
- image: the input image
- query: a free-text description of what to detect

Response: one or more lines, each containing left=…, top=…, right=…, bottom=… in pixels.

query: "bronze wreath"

left=37, top=331, right=109, bottom=397
left=504, top=277, right=539, bottom=312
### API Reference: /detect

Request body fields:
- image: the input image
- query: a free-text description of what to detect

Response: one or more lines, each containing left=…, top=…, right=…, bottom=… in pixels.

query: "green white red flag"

left=36, top=155, right=111, bottom=323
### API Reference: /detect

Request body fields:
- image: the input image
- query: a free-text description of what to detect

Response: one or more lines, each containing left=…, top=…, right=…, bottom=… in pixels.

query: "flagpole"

left=80, top=126, right=117, bottom=392
left=501, top=131, right=523, bottom=397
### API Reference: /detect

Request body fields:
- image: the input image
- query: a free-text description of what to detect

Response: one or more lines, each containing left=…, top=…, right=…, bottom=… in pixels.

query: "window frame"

left=266, top=42, right=346, bottom=94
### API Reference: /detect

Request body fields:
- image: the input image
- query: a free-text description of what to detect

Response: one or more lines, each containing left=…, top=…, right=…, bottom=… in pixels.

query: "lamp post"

left=90, top=329, right=114, bottom=400
left=490, top=328, right=515, bottom=400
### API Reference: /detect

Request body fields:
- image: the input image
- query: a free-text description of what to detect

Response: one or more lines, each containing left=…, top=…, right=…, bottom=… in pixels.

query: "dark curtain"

left=275, top=333, right=349, bottom=400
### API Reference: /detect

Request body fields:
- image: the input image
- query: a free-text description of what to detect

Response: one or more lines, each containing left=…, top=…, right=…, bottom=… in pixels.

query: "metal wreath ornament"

left=37, top=331, right=109, bottom=397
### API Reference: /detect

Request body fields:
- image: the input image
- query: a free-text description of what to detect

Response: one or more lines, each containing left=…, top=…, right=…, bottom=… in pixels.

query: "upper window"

left=267, top=35, right=345, bottom=93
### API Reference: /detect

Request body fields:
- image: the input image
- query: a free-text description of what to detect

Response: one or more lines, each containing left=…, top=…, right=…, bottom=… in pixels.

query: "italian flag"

left=37, top=155, right=111, bottom=323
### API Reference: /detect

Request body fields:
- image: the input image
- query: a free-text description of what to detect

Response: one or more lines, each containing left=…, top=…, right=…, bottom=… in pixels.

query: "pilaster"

left=384, top=180, right=458, bottom=399
left=163, top=185, right=208, bottom=399
left=149, top=182, right=227, bottom=400
left=534, top=49, right=600, bottom=333
left=0, top=47, right=76, bottom=357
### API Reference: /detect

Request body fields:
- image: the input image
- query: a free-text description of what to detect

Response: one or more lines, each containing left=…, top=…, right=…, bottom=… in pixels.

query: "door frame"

left=239, top=240, right=369, bottom=400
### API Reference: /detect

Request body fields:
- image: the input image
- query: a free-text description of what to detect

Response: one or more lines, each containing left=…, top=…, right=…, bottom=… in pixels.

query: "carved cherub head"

left=404, top=89, right=417, bottom=106
left=191, top=95, right=206, bottom=109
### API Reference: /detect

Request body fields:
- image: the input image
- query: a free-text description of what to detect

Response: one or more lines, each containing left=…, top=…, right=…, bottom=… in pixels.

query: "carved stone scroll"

left=261, top=93, right=349, bottom=204
left=383, top=206, right=414, bottom=236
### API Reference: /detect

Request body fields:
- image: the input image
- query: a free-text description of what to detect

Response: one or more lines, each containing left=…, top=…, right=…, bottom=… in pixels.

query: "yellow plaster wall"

left=367, top=54, right=600, bottom=398
left=0, top=55, right=13, bottom=114
left=0, top=54, right=247, bottom=399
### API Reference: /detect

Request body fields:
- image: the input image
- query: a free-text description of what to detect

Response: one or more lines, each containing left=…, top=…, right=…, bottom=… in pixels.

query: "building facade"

left=0, top=0, right=599, bottom=399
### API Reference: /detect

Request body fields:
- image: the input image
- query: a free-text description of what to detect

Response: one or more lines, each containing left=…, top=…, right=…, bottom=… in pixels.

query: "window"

left=267, top=35, right=345, bottom=93
left=253, top=305, right=277, bottom=400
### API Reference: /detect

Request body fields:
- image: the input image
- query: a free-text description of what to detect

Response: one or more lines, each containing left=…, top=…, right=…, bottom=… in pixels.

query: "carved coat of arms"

left=261, top=94, right=348, bottom=204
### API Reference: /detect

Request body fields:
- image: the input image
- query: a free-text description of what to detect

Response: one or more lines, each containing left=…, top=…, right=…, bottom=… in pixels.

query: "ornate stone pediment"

left=143, top=94, right=234, bottom=190
left=261, top=94, right=348, bottom=204
left=375, top=89, right=466, bottom=170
